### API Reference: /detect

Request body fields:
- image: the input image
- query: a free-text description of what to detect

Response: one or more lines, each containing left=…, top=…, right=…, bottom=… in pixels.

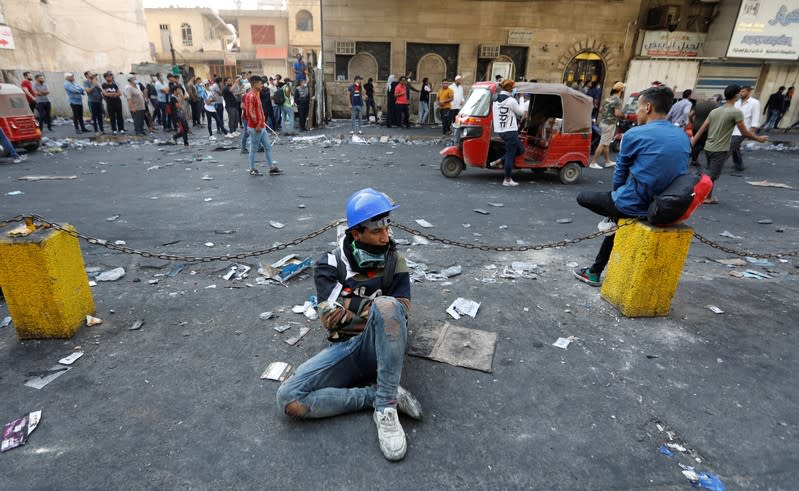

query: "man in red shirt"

left=394, top=76, right=410, bottom=128
left=242, top=76, right=281, bottom=176
left=20, top=72, right=36, bottom=113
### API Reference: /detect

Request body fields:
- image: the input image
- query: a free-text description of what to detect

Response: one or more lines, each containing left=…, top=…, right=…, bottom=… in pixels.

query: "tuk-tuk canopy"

left=514, top=82, right=594, bottom=134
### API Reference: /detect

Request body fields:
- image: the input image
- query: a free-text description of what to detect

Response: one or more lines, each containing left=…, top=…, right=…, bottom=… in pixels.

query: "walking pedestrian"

left=776, top=86, right=792, bottom=129
left=759, top=86, right=785, bottom=133
left=171, top=86, right=189, bottom=147
left=437, top=79, right=454, bottom=135
left=489, top=79, right=526, bottom=187
left=32, top=74, right=52, bottom=132
left=349, top=75, right=365, bottom=134
left=242, top=75, right=281, bottom=176
left=154, top=73, right=169, bottom=130
left=146, top=76, right=159, bottom=127
left=364, top=77, right=377, bottom=122
left=590, top=82, right=625, bottom=169
left=123, top=74, right=146, bottom=136
left=280, top=79, right=294, bottom=133
left=0, top=127, right=27, bottom=163
left=418, top=78, right=432, bottom=125
left=451, top=75, right=465, bottom=117
left=691, top=84, right=768, bottom=204
left=20, top=72, right=36, bottom=114
left=385, top=75, right=397, bottom=127
left=240, top=82, right=252, bottom=153
left=294, top=78, right=310, bottom=131
left=394, top=76, right=410, bottom=128
left=193, top=77, right=206, bottom=126
left=730, top=85, right=760, bottom=173
left=83, top=71, right=104, bottom=133
left=64, top=73, right=88, bottom=134
left=223, top=77, right=240, bottom=133
left=666, top=89, right=693, bottom=127
left=689, top=95, right=721, bottom=167
left=269, top=76, right=281, bottom=131
left=203, top=80, right=219, bottom=139
left=210, top=77, right=227, bottom=135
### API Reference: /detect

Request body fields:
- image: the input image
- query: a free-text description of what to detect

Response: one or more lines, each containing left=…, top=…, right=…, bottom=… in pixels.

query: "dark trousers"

left=88, top=101, right=104, bottom=133
left=36, top=101, right=52, bottom=131
left=365, top=97, right=377, bottom=120
left=191, top=101, right=202, bottom=125
left=297, top=101, right=309, bottom=130
left=28, top=100, right=36, bottom=114
left=577, top=191, right=631, bottom=275
left=106, top=99, right=124, bottom=132
left=172, top=112, right=189, bottom=145
left=150, top=99, right=162, bottom=125
left=272, top=106, right=281, bottom=130
left=691, top=132, right=707, bottom=165
left=386, top=99, right=396, bottom=127
left=730, top=135, right=745, bottom=171
left=206, top=110, right=218, bottom=136
left=70, top=104, right=87, bottom=132
left=396, top=104, right=409, bottom=128
left=499, top=131, right=524, bottom=178
left=226, top=106, right=239, bottom=132
left=704, top=150, right=729, bottom=198
left=440, top=108, right=452, bottom=134
left=132, top=110, right=145, bottom=135
left=214, top=103, right=226, bottom=133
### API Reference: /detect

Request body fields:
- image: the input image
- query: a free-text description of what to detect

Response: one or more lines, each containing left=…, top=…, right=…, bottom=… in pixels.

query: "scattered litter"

left=745, top=257, right=774, bottom=267
left=214, top=230, right=235, bottom=235
left=86, top=315, right=103, bottom=327
left=511, top=262, right=536, bottom=272
left=88, top=280, right=97, bottom=287
left=1, top=411, right=41, bottom=452
left=298, top=204, right=306, bottom=209
left=407, top=322, right=497, bottom=372
left=441, top=265, right=462, bottom=278
left=412, top=235, right=430, bottom=246
left=128, top=320, right=144, bottom=331
left=6, top=191, right=24, bottom=196
left=740, top=269, right=771, bottom=280
left=284, top=327, right=311, bottom=346
left=6, top=223, right=34, bottom=237
left=715, top=258, right=746, bottom=266
left=680, top=465, right=726, bottom=491
left=114, top=240, right=126, bottom=245
left=757, top=219, right=773, bottom=224
left=746, top=180, right=793, bottom=189
left=552, top=337, right=574, bottom=349
left=351, top=134, right=367, bottom=144
left=706, top=305, right=724, bottom=314
left=498, top=225, right=508, bottom=230
left=666, top=442, right=687, bottom=452
left=223, top=263, right=251, bottom=281
left=205, top=242, right=214, bottom=247
left=259, top=312, right=277, bottom=320
left=58, top=352, right=84, bottom=365
left=659, top=445, right=674, bottom=457
left=0, top=316, right=11, bottom=328
left=261, top=362, right=293, bottom=381
left=24, top=366, right=71, bottom=389
left=148, top=279, right=159, bottom=285
left=167, top=263, right=186, bottom=277
left=203, top=198, right=213, bottom=202
left=446, top=298, right=481, bottom=319
left=719, top=231, right=743, bottom=239
left=415, top=219, right=434, bottom=228
left=293, top=296, right=318, bottom=320
left=96, top=267, right=125, bottom=282
left=556, top=218, right=573, bottom=224
left=462, top=224, right=471, bottom=228
left=273, top=323, right=293, bottom=333
left=18, top=175, right=77, bottom=181
left=205, top=284, right=217, bottom=289
left=566, top=261, right=579, bottom=268
left=473, top=208, right=490, bottom=215
left=488, top=202, right=504, bottom=207
left=269, top=221, right=285, bottom=229
left=201, top=175, right=213, bottom=181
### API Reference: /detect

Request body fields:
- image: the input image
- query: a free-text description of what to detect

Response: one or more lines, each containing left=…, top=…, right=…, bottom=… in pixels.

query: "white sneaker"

left=358, top=130, right=363, bottom=135
left=13, top=155, right=27, bottom=163
left=589, top=162, right=603, bottom=169
left=209, top=135, right=217, bottom=141
left=605, top=161, right=616, bottom=167
left=373, top=408, right=407, bottom=461
left=487, top=158, right=503, bottom=169
left=502, top=178, right=519, bottom=187
left=349, top=130, right=354, bottom=135
left=597, top=217, right=614, bottom=232
left=396, top=386, right=423, bottom=420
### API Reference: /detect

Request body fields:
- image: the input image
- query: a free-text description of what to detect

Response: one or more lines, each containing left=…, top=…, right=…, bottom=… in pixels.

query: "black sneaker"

left=249, top=169, right=262, bottom=176
left=269, top=166, right=282, bottom=175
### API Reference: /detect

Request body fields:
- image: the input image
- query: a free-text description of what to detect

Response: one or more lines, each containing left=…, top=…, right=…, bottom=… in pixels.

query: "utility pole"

left=170, top=36, right=177, bottom=66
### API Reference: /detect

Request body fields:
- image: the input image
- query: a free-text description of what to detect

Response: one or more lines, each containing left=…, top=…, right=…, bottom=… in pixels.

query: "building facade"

left=321, top=0, right=644, bottom=117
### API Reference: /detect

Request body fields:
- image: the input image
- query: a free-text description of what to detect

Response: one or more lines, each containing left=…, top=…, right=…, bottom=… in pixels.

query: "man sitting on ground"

left=573, top=86, right=690, bottom=286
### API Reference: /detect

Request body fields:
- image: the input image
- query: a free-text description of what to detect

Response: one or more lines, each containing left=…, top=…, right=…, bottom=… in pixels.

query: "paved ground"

left=1, top=121, right=798, bottom=489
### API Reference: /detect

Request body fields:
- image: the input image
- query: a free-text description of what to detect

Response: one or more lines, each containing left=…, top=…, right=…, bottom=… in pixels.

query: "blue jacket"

left=611, top=120, right=690, bottom=216
left=64, top=81, right=85, bottom=105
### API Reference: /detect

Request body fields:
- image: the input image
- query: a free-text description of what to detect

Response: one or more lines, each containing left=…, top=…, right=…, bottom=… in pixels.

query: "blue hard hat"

left=346, top=188, right=399, bottom=229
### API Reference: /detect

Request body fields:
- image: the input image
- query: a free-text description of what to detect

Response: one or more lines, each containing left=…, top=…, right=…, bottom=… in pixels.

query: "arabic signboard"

left=641, top=31, right=706, bottom=57
left=727, top=0, right=799, bottom=60
left=0, top=26, right=15, bottom=50
left=507, top=30, right=533, bottom=45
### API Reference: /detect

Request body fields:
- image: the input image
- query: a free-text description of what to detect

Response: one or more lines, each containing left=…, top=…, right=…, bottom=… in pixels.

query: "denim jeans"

left=440, top=108, right=451, bottom=134
left=0, top=127, right=20, bottom=158
left=151, top=99, right=162, bottom=126
left=576, top=191, right=630, bottom=275
left=247, top=127, right=274, bottom=170
left=759, top=109, right=781, bottom=133
left=419, top=101, right=429, bottom=125
left=87, top=102, right=104, bottom=133
left=730, top=135, right=745, bottom=170
left=499, top=131, right=524, bottom=178
left=351, top=105, right=363, bottom=130
left=240, top=116, right=249, bottom=149
left=281, top=105, right=294, bottom=132
left=276, top=297, right=408, bottom=418
left=226, top=106, right=239, bottom=132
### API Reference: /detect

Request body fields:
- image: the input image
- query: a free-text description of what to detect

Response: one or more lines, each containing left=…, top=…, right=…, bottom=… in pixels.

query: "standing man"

left=589, top=81, right=625, bottom=169
left=209, top=76, right=228, bottom=135
left=437, top=79, right=454, bottom=135
left=64, top=73, right=88, bottom=134
left=294, top=78, right=310, bottom=131
left=394, top=76, right=410, bottom=129
left=276, top=188, right=422, bottom=462
left=666, top=89, right=693, bottom=128
left=280, top=79, right=294, bottom=134
left=776, top=86, right=793, bottom=129
left=20, top=72, right=36, bottom=114
left=123, top=74, right=146, bottom=136
left=84, top=71, right=105, bottom=134
left=691, top=84, right=768, bottom=204
left=154, top=73, right=169, bottom=131
left=222, top=77, right=240, bottom=134
left=348, top=75, right=365, bottom=134
left=32, top=74, right=52, bottom=132
left=490, top=79, right=526, bottom=187
left=730, top=85, right=760, bottom=173
left=586, top=80, right=601, bottom=119
left=293, top=53, right=308, bottom=83
left=573, top=86, right=690, bottom=287
left=242, top=75, right=281, bottom=176
left=451, top=75, right=465, bottom=117
left=101, top=71, right=125, bottom=134
left=689, top=94, right=720, bottom=167
left=759, top=86, right=785, bottom=133
left=364, top=77, right=377, bottom=122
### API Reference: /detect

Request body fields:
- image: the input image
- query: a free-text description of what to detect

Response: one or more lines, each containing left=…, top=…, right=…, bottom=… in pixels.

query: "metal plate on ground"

left=408, top=322, right=497, bottom=373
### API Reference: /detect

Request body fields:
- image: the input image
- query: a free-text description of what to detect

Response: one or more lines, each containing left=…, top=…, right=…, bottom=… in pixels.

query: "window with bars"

left=181, top=23, right=193, bottom=47
left=296, top=10, right=313, bottom=32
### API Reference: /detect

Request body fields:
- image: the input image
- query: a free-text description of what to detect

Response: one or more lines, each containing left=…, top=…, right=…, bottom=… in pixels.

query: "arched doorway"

left=347, top=52, right=378, bottom=82
left=563, top=51, right=605, bottom=90
left=416, top=53, right=447, bottom=86
left=489, top=55, right=515, bottom=82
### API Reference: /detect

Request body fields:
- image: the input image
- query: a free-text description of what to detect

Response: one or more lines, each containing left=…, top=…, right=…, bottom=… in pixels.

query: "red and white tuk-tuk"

left=0, top=83, right=41, bottom=156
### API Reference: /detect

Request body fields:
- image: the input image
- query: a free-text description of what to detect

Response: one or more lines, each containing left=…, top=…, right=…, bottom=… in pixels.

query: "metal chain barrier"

left=1, top=214, right=797, bottom=261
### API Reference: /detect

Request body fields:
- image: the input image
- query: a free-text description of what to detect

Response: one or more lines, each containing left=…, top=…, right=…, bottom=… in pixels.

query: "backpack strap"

left=334, top=244, right=397, bottom=294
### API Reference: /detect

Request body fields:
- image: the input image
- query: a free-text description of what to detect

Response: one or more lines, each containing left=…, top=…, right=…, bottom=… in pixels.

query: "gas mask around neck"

left=350, top=240, right=389, bottom=269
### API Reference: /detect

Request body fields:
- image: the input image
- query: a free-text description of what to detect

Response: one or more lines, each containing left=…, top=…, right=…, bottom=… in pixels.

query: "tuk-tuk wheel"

left=559, top=162, right=583, bottom=184
left=440, top=155, right=464, bottom=178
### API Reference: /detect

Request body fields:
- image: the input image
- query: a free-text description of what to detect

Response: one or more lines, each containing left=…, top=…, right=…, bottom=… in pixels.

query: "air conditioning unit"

left=645, top=5, right=681, bottom=29
left=335, top=41, right=355, bottom=55
left=479, top=44, right=500, bottom=59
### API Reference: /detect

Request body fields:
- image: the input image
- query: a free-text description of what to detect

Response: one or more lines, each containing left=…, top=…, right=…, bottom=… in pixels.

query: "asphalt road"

left=1, top=122, right=798, bottom=490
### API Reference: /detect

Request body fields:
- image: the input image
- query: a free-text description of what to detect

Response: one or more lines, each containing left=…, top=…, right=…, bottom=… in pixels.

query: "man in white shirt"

left=730, top=85, right=760, bottom=173
left=489, top=79, right=526, bottom=187
left=451, top=75, right=465, bottom=115
left=666, top=89, right=693, bottom=127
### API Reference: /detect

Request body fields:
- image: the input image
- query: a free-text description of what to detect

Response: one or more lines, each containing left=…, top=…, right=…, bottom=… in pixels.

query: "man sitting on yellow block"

left=574, top=86, right=691, bottom=286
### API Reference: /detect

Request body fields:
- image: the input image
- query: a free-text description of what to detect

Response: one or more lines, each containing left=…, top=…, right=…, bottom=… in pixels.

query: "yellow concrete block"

left=0, top=223, right=95, bottom=339
left=600, top=219, right=693, bottom=318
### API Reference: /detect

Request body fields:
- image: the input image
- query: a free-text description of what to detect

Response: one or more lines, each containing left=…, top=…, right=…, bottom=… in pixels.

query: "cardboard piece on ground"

left=18, top=175, right=77, bottom=181
left=24, top=366, right=72, bottom=389
left=746, top=180, right=793, bottom=189
left=284, top=327, right=310, bottom=346
left=260, top=362, right=293, bottom=382
left=408, top=322, right=497, bottom=373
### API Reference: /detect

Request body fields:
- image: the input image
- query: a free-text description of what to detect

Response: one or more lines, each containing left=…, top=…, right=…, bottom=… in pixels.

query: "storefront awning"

left=256, top=47, right=288, bottom=60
